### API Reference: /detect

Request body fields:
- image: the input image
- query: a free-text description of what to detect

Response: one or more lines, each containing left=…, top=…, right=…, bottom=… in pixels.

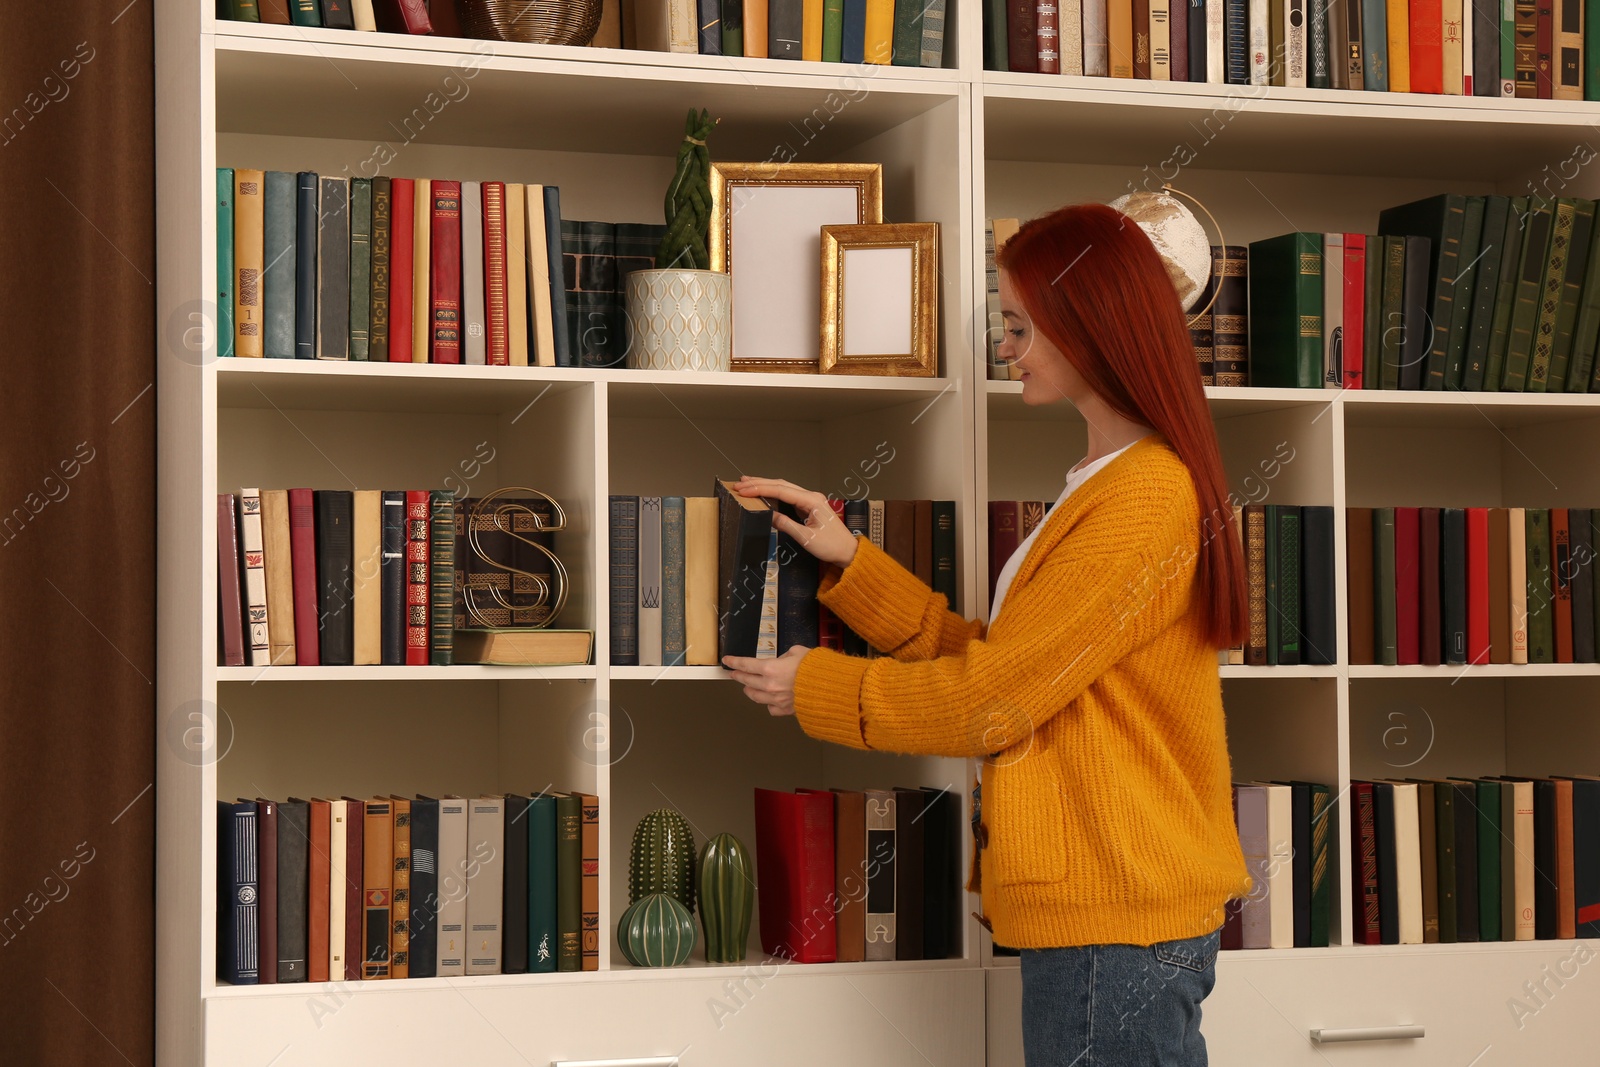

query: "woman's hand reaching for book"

left=723, top=646, right=808, bottom=717
left=733, top=476, right=858, bottom=567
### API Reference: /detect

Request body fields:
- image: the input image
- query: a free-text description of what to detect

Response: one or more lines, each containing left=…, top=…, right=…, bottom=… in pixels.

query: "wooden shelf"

left=1349, top=663, right=1600, bottom=679
left=216, top=664, right=596, bottom=681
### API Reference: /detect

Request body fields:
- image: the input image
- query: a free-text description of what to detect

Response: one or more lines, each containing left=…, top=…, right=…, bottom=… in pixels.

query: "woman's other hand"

left=734, top=476, right=858, bottom=567
left=723, top=646, right=808, bottom=717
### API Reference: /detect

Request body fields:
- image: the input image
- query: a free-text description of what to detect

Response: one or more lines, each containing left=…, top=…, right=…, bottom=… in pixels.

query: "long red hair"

left=997, top=202, right=1247, bottom=648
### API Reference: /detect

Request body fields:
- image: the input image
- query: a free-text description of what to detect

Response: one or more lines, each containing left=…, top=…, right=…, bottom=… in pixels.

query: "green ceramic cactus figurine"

left=697, top=832, right=754, bottom=963
left=655, top=108, right=718, bottom=271
left=629, top=808, right=696, bottom=912
left=618, top=892, right=697, bottom=967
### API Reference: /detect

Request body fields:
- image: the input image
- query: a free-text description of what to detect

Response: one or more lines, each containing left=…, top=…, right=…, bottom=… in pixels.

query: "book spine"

left=430, top=491, right=455, bottom=666
left=370, top=175, right=391, bottom=362
left=1374, top=507, right=1398, bottom=664
left=1554, top=508, right=1574, bottom=661
left=1307, top=0, right=1327, bottom=85
left=1395, top=506, right=1421, bottom=664
left=502, top=795, right=530, bottom=973
left=381, top=491, right=405, bottom=665
left=405, top=491, right=430, bottom=666
left=556, top=794, right=582, bottom=971
left=638, top=497, right=664, bottom=666
left=261, top=172, right=295, bottom=358
left=277, top=800, right=309, bottom=981
left=1442, top=508, right=1468, bottom=664
left=1515, top=0, right=1539, bottom=95
left=1527, top=508, right=1554, bottom=662
left=1276, top=506, right=1301, bottom=664
left=1322, top=233, right=1343, bottom=387
left=466, top=798, right=505, bottom=975
left=362, top=800, right=392, bottom=978
left=609, top=496, right=639, bottom=666
left=307, top=801, right=331, bottom=983
left=1224, top=0, right=1248, bottom=81
left=388, top=799, right=411, bottom=979
left=1419, top=507, right=1443, bottom=664
left=217, top=170, right=235, bottom=359
left=461, top=181, right=486, bottom=365
left=436, top=798, right=467, bottom=975
left=293, top=172, right=317, bottom=359
left=1528, top=200, right=1576, bottom=390
left=320, top=0, right=356, bottom=27
left=238, top=490, right=270, bottom=666
left=1301, top=506, right=1336, bottom=665
left=1083, top=0, right=1109, bottom=71
left=1360, top=0, right=1387, bottom=88
left=260, top=490, right=296, bottom=665
left=1571, top=508, right=1594, bottom=662
left=1536, top=0, right=1555, bottom=95
left=314, top=491, right=355, bottom=667
left=579, top=793, right=600, bottom=971
left=528, top=795, right=558, bottom=972
left=409, top=798, right=439, bottom=979
left=1248, top=0, right=1269, bottom=81
left=1488, top=198, right=1531, bottom=389
left=216, top=802, right=260, bottom=984
left=541, top=187, right=572, bottom=367
left=288, top=488, right=320, bottom=665
left=1511, top=507, right=1529, bottom=663
left=234, top=169, right=265, bottom=359
left=290, top=0, right=321, bottom=23
left=1244, top=504, right=1267, bottom=665
left=1467, top=507, right=1492, bottom=663
left=328, top=801, right=348, bottom=978
left=1212, top=247, right=1249, bottom=385
left=348, top=177, right=372, bottom=361
left=430, top=181, right=463, bottom=364
left=1353, top=782, right=1380, bottom=944
left=1343, top=233, right=1366, bottom=388
left=412, top=179, right=431, bottom=362
left=661, top=498, right=688, bottom=665
left=1037, top=0, right=1063, bottom=72
left=315, top=177, right=350, bottom=360
left=218, top=495, right=245, bottom=667
left=482, top=182, right=510, bottom=366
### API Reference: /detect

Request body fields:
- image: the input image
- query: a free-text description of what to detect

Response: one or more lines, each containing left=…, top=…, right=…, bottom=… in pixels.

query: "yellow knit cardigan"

left=793, top=436, right=1250, bottom=949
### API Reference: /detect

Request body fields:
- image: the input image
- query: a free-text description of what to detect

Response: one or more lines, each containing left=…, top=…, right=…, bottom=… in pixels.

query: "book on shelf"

left=754, top=787, right=838, bottom=962
left=466, top=797, right=505, bottom=974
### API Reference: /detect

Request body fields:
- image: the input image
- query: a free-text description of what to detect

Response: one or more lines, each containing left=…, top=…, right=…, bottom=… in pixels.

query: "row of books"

left=1348, top=775, right=1600, bottom=945
left=217, top=490, right=582, bottom=669
left=1225, top=780, right=1333, bottom=949
left=1348, top=506, right=1600, bottom=666
left=219, top=168, right=666, bottom=371
left=984, top=0, right=1593, bottom=101
left=216, top=791, right=600, bottom=985
left=217, top=0, right=430, bottom=32
left=1251, top=195, right=1600, bottom=393
left=608, top=484, right=958, bottom=666
left=754, top=786, right=962, bottom=962
left=650, top=0, right=949, bottom=64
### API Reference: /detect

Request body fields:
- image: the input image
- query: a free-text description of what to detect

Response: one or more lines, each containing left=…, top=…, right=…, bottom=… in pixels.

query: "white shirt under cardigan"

left=987, top=439, right=1138, bottom=623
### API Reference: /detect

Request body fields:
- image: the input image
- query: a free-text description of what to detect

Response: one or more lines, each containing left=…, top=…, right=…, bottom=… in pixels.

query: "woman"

left=723, top=202, right=1250, bottom=1066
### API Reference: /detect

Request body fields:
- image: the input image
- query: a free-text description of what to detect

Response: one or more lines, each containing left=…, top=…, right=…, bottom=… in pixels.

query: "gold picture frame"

left=819, top=222, right=939, bottom=378
left=709, top=162, right=884, bottom=373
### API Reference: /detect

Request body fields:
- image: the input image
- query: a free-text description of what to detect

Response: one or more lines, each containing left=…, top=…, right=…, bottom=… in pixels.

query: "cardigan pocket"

left=986, top=758, right=1069, bottom=886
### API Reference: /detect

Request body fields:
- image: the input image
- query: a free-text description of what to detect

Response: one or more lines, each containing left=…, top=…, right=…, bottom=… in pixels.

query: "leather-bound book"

left=754, top=788, right=837, bottom=962
left=461, top=181, right=486, bottom=365
left=911, top=499, right=934, bottom=586
left=466, top=797, right=505, bottom=974
left=380, top=491, right=404, bottom=665
left=315, top=177, right=350, bottom=360
left=1450, top=781, right=1479, bottom=941
left=289, top=1, right=320, bottom=27
left=373, top=0, right=433, bottom=32
left=1543, top=202, right=1592, bottom=391
left=1501, top=778, right=1536, bottom=939
left=262, top=172, right=296, bottom=359
left=1351, top=781, right=1380, bottom=944
left=1558, top=775, right=1600, bottom=937
left=1037, top=0, right=1061, bottom=73
left=554, top=793, right=581, bottom=971
left=1572, top=509, right=1595, bottom=662
left=369, top=176, right=390, bottom=362
left=404, top=491, right=429, bottom=666
left=328, top=799, right=349, bottom=981
left=428, top=180, right=463, bottom=364
left=1528, top=200, right=1579, bottom=390
left=527, top=793, right=559, bottom=972
left=253, top=799, right=278, bottom=983
left=1321, top=233, right=1343, bottom=386
left=830, top=788, right=868, bottom=962
left=348, top=177, right=372, bottom=361
left=352, top=490, right=381, bottom=666
left=1346, top=507, right=1375, bottom=664
left=294, top=172, right=317, bottom=359
left=319, top=0, right=356, bottom=27
left=260, top=0, right=291, bottom=20
left=1486, top=200, right=1529, bottom=389
left=1409, top=0, right=1442, bottom=91
left=1433, top=781, right=1458, bottom=942
left=1373, top=781, right=1399, bottom=944
left=988, top=501, right=1021, bottom=607
left=388, top=178, right=414, bottom=362
left=1529, top=778, right=1559, bottom=938
left=1552, top=508, right=1574, bottom=660
left=662, top=497, right=687, bottom=666
left=773, top=0, right=807, bottom=57
left=218, top=494, right=246, bottom=667
left=577, top=792, right=600, bottom=971
left=340, top=797, right=363, bottom=980
left=637, top=497, right=663, bottom=666
left=1552, top=777, right=1576, bottom=937
left=1487, top=507, right=1511, bottom=662
left=287, top=489, right=320, bottom=665
left=539, top=187, right=573, bottom=367
left=1503, top=199, right=1554, bottom=389
left=412, top=179, right=431, bottom=363
left=233, top=169, right=265, bottom=359
left=429, top=491, right=454, bottom=666
left=307, top=799, right=330, bottom=983
left=1466, top=507, right=1491, bottom=663
left=1398, top=235, right=1432, bottom=390
left=1190, top=251, right=1215, bottom=385
left=716, top=479, right=774, bottom=660
left=1462, top=197, right=1508, bottom=389
left=436, top=797, right=467, bottom=976
left=1373, top=508, right=1398, bottom=663
left=1212, top=246, right=1249, bottom=386
left=1246, top=232, right=1323, bottom=388
left=313, top=490, right=354, bottom=667
left=1441, top=507, right=1467, bottom=664
left=363, top=799, right=392, bottom=979
left=277, top=798, right=310, bottom=981
left=482, top=182, right=509, bottom=366
left=864, top=788, right=896, bottom=960
left=609, top=495, right=639, bottom=667
left=237, top=491, right=270, bottom=666
left=891, top=787, right=925, bottom=961
left=883, top=499, right=914, bottom=575
left=1572, top=212, right=1600, bottom=392
left=217, top=801, right=260, bottom=984
left=1274, top=505, right=1302, bottom=664
left=389, top=797, right=411, bottom=979
left=684, top=496, right=719, bottom=665
left=1105, top=0, right=1130, bottom=74
left=931, top=501, right=957, bottom=607
left=1412, top=780, right=1438, bottom=942
left=1394, top=507, right=1420, bottom=664
left=775, top=502, right=819, bottom=653
left=1418, top=506, right=1442, bottom=664
left=1464, top=778, right=1502, bottom=940
left=1378, top=195, right=1469, bottom=389
left=504, top=183, right=528, bottom=366
left=1243, top=503, right=1267, bottom=665
left=918, top=786, right=960, bottom=959
left=1510, top=507, right=1529, bottom=663
left=409, top=796, right=439, bottom=979
left=1300, top=506, right=1335, bottom=664
left=1526, top=508, right=1554, bottom=663
left=501, top=793, right=530, bottom=974
left=1373, top=235, right=1405, bottom=389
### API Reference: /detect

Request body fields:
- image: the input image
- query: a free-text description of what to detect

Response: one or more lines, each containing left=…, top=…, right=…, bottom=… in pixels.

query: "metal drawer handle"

left=551, top=1059, right=680, bottom=1067
left=1310, top=1025, right=1425, bottom=1044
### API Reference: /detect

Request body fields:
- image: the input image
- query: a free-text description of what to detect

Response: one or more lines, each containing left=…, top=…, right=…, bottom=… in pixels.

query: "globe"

left=1108, top=190, right=1213, bottom=312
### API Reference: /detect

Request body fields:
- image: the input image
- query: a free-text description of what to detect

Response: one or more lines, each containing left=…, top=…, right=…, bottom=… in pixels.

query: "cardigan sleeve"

left=793, top=469, right=1201, bottom=757
left=814, top=537, right=986, bottom=662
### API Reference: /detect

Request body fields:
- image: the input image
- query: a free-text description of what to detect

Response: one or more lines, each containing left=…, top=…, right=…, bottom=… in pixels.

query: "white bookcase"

left=156, top=1, right=1600, bottom=1063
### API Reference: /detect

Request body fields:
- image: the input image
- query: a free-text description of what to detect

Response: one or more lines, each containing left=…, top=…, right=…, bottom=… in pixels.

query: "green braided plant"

left=656, top=108, right=718, bottom=271
left=697, top=832, right=754, bottom=963
left=618, top=892, right=697, bottom=967
left=629, top=808, right=696, bottom=912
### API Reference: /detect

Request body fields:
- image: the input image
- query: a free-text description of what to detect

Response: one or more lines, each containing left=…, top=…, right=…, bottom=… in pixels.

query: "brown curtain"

left=0, top=3, right=155, bottom=1065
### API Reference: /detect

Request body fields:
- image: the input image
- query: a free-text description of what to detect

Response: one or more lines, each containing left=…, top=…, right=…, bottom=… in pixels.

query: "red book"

left=308, top=799, right=331, bottom=983
left=288, top=487, right=321, bottom=666
left=1409, top=0, right=1444, bottom=92
left=1552, top=507, right=1573, bottom=662
left=1007, top=0, right=1038, bottom=71
left=1395, top=507, right=1421, bottom=665
left=429, top=180, right=463, bottom=364
left=405, top=491, right=431, bottom=665
left=753, top=788, right=837, bottom=963
left=389, top=178, right=415, bottom=363
left=341, top=797, right=364, bottom=982
left=989, top=501, right=1023, bottom=606
left=1419, top=507, right=1442, bottom=665
left=254, top=799, right=279, bottom=984
left=374, top=0, right=433, bottom=32
left=482, top=181, right=510, bottom=366
left=1352, top=781, right=1381, bottom=945
left=1342, top=235, right=1366, bottom=388
left=1536, top=0, right=1554, bottom=97
left=218, top=494, right=245, bottom=667
left=1466, top=507, right=1491, bottom=663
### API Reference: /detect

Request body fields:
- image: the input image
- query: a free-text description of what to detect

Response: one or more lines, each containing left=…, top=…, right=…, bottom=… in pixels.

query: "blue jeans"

left=1019, top=928, right=1220, bottom=1067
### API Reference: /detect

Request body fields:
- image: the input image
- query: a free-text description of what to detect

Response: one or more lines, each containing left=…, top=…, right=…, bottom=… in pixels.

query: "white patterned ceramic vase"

left=625, top=269, right=732, bottom=372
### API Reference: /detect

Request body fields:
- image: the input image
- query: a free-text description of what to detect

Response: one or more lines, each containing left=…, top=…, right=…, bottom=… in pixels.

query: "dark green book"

left=1527, top=198, right=1579, bottom=391
left=1526, top=508, right=1553, bottom=663
left=1248, top=233, right=1324, bottom=387
left=1364, top=235, right=1385, bottom=389
left=1434, top=781, right=1459, bottom=943
left=1379, top=235, right=1407, bottom=391
left=555, top=793, right=582, bottom=971
left=561, top=219, right=621, bottom=369
left=1276, top=505, right=1302, bottom=665
left=528, top=793, right=558, bottom=973
left=822, top=0, right=845, bottom=58
left=347, top=177, right=371, bottom=361
left=721, top=0, right=744, bottom=56
left=1502, top=198, right=1554, bottom=391
left=891, top=0, right=924, bottom=64
left=1485, top=198, right=1530, bottom=391
left=983, top=0, right=1008, bottom=68
left=1568, top=198, right=1600, bottom=392
left=1463, top=778, right=1503, bottom=942
left=1544, top=199, right=1593, bottom=392
left=1400, top=235, right=1433, bottom=390
left=429, top=490, right=454, bottom=666
left=369, top=176, right=390, bottom=363
left=1265, top=504, right=1281, bottom=665
left=614, top=222, right=666, bottom=365
left=1461, top=196, right=1511, bottom=391
left=262, top=171, right=297, bottom=359
left=1374, top=507, right=1398, bottom=664
left=289, top=0, right=320, bottom=24
left=217, top=168, right=234, bottom=359
left=1377, top=193, right=1470, bottom=390
left=225, top=0, right=261, bottom=19
left=1444, top=197, right=1486, bottom=388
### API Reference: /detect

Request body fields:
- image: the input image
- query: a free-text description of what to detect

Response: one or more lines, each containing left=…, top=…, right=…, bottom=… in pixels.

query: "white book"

left=1323, top=233, right=1344, bottom=388
left=1444, top=0, right=1465, bottom=93
left=1389, top=781, right=1424, bottom=944
left=436, top=797, right=468, bottom=976
left=505, top=183, right=530, bottom=367
left=1508, top=779, right=1536, bottom=939
left=1285, top=0, right=1307, bottom=85
left=329, top=800, right=348, bottom=979
left=353, top=490, right=381, bottom=666
left=1249, top=0, right=1270, bottom=83
left=1510, top=508, right=1528, bottom=663
left=352, top=0, right=377, bottom=29
left=1236, top=784, right=1272, bottom=948
left=1151, top=0, right=1172, bottom=79
left=525, top=185, right=558, bottom=368
left=638, top=496, right=664, bottom=666
left=461, top=180, right=487, bottom=366
left=1206, top=0, right=1226, bottom=81
left=466, top=797, right=505, bottom=975
left=1261, top=783, right=1295, bottom=948
left=1082, top=0, right=1110, bottom=74
left=1061, top=0, right=1085, bottom=73
left=237, top=489, right=270, bottom=666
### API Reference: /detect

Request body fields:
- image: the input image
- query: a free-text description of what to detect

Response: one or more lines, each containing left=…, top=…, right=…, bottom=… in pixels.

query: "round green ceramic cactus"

left=697, top=832, right=754, bottom=963
left=618, top=892, right=697, bottom=967
left=629, top=808, right=696, bottom=912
